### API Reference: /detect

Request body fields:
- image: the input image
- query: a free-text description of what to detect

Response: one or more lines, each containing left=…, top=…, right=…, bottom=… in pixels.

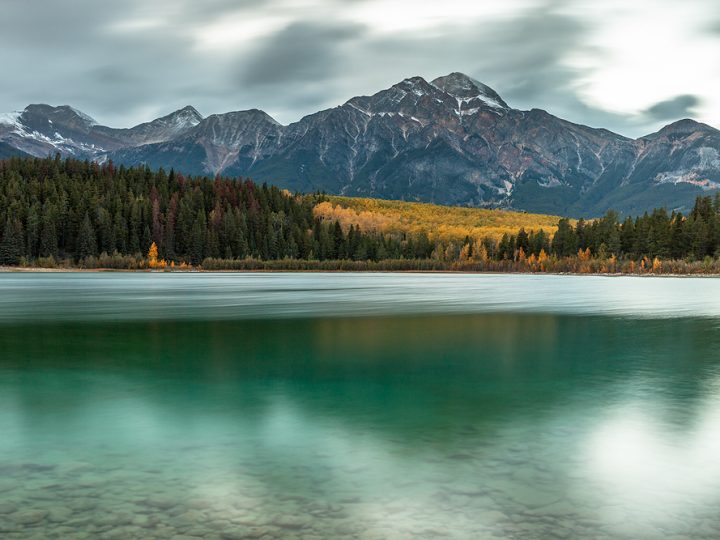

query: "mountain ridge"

left=1, top=72, right=718, bottom=216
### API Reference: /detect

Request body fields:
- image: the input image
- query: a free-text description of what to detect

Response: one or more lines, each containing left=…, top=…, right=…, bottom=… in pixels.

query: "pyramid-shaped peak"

left=175, top=105, right=202, bottom=118
left=660, top=118, right=716, bottom=134
left=156, top=105, right=203, bottom=123
left=431, top=73, right=509, bottom=108
left=393, top=76, right=438, bottom=96
left=171, top=106, right=202, bottom=123
left=641, top=118, right=718, bottom=140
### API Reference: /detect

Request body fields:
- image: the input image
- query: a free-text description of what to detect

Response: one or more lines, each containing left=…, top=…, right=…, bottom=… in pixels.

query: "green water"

left=1, top=274, right=720, bottom=539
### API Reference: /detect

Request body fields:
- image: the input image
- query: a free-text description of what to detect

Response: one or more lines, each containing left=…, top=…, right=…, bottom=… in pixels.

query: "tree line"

left=491, top=197, right=720, bottom=262
left=0, top=156, right=719, bottom=272
left=0, top=155, right=431, bottom=267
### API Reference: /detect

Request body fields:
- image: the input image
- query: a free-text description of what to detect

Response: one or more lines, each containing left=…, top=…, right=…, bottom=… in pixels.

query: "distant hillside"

left=315, top=196, right=560, bottom=242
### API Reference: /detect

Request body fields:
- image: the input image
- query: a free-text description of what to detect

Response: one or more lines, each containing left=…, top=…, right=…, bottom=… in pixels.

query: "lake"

left=1, top=273, right=720, bottom=539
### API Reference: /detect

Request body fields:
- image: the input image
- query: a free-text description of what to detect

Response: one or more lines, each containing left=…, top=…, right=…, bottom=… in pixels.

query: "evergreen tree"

left=333, top=221, right=345, bottom=259
left=690, top=216, right=712, bottom=259
left=516, top=228, right=530, bottom=254
left=76, top=213, right=97, bottom=260
left=551, top=218, right=578, bottom=257
left=26, top=203, right=40, bottom=258
left=670, top=214, right=687, bottom=259
left=0, top=217, right=25, bottom=266
left=39, top=202, right=58, bottom=258
left=190, top=210, right=206, bottom=265
left=620, top=217, right=636, bottom=254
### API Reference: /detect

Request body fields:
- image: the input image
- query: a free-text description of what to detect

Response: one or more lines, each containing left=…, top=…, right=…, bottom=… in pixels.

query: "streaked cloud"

left=644, top=95, right=702, bottom=123
left=0, top=0, right=718, bottom=137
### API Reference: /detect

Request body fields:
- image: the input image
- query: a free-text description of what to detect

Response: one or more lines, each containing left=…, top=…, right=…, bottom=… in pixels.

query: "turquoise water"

left=1, top=273, right=720, bottom=539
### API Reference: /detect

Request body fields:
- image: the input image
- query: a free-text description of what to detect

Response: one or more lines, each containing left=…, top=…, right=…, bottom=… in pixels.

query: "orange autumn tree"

left=148, top=242, right=159, bottom=269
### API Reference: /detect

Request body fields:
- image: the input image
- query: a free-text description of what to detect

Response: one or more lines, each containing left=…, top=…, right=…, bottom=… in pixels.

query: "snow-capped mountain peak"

left=431, top=72, right=509, bottom=109
left=130, top=106, right=203, bottom=133
left=164, top=105, right=203, bottom=128
left=394, top=76, right=438, bottom=97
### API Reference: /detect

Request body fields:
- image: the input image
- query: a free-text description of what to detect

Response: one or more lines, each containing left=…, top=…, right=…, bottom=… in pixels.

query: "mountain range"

left=2, top=72, right=719, bottom=217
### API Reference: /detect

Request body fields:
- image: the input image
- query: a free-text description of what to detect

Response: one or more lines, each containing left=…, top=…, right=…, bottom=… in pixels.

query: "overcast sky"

left=1, top=0, right=719, bottom=137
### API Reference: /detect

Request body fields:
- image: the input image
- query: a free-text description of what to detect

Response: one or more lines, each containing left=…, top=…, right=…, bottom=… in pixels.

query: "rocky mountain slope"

left=2, top=73, right=718, bottom=216
left=0, top=105, right=201, bottom=157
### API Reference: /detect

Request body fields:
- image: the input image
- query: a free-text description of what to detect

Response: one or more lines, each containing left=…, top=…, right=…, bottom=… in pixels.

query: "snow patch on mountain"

left=0, top=111, right=23, bottom=127
left=26, top=128, right=104, bottom=154
left=654, top=170, right=720, bottom=190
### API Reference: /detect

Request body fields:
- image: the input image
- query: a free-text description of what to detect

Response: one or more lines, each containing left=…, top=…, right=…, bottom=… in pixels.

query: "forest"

left=313, top=196, right=560, bottom=242
left=1, top=155, right=719, bottom=274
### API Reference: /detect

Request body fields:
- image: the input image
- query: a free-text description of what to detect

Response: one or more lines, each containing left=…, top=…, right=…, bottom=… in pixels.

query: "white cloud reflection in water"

left=583, top=369, right=720, bottom=534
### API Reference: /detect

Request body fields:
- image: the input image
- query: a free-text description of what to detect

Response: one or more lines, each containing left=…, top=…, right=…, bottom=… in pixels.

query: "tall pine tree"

left=0, top=217, right=25, bottom=266
left=76, top=213, right=97, bottom=261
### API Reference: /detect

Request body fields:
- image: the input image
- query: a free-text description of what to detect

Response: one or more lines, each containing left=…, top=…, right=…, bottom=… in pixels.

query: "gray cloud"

left=0, top=0, right=716, bottom=136
left=644, top=95, right=701, bottom=122
left=0, top=0, right=207, bottom=122
left=353, top=2, right=636, bottom=133
left=240, top=22, right=366, bottom=87
left=473, top=4, right=587, bottom=103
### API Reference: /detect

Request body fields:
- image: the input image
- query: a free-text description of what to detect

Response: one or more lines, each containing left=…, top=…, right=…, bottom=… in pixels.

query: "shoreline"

left=2, top=266, right=719, bottom=278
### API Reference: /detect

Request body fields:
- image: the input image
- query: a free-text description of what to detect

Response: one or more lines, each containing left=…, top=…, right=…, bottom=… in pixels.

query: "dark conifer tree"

left=0, top=217, right=25, bottom=266
left=40, top=202, right=58, bottom=258
left=516, top=228, right=530, bottom=254
left=190, top=210, right=206, bottom=265
left=333, top=221, right=345, bottom=259
left=76, top=213, right=97, bottom=261
left=551, top=218, right=577, bottom=257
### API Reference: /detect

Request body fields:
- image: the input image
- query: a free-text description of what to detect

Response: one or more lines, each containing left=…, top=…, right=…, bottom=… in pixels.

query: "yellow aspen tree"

left=148, top=242, right=159, bottom=268
left=527, top=253, right=537, bottom=269
left=474, top=242, right=489, bottom=263
left=538, top=248, right=548, bottom=272
left=652, top=257, right=662, bottom=273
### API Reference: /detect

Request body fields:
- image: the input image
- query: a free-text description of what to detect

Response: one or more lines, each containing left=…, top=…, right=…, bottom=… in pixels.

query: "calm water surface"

left=1, top=273, right=720, bottom=539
